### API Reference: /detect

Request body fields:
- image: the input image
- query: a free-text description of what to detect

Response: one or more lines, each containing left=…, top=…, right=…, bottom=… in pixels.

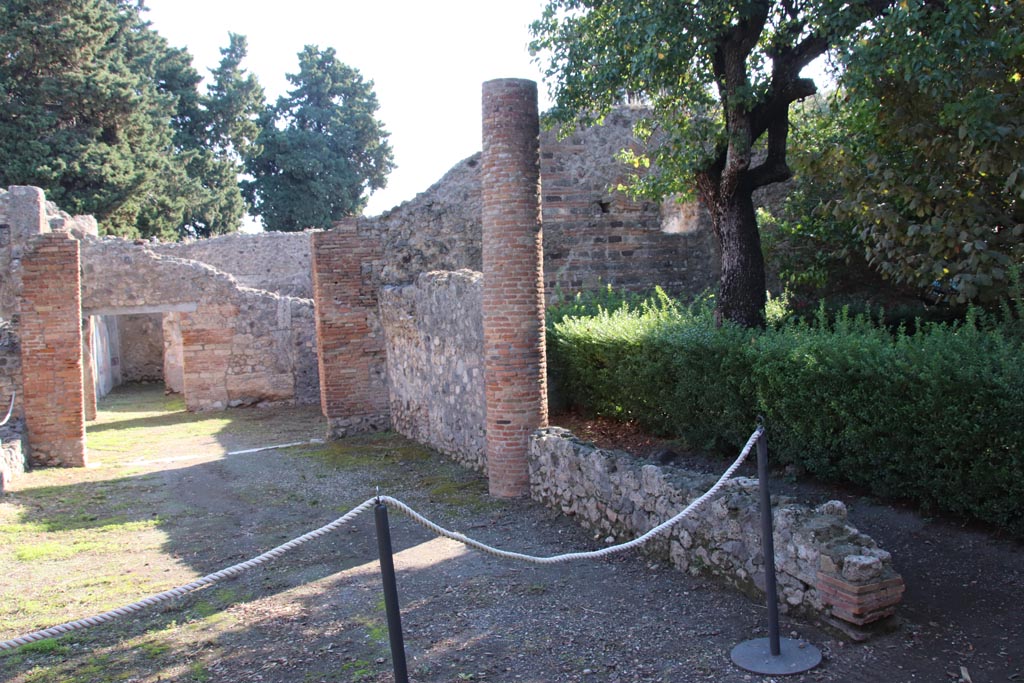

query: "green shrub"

left=547, top=292, right=1024, bottom=536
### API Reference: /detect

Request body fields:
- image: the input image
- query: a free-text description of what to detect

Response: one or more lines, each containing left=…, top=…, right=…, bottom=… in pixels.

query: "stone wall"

left=0, top=320, right=25, bottom=490
left=0, top=427, right=25, bottom=493
left=81, top=238, right=319, bottom=409
left=529, top=428, right=905, bottom=628
left=119, top=313, right=164, bottom=382
left=332, top=106, right=719, bottom=302
left=380, top=270, right=485, bottom=470
left=540, top=107, right=719, bottom=297
left=149, top=231, right=313, bottom=298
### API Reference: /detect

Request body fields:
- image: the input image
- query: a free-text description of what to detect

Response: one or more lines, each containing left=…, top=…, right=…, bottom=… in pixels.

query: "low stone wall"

left=380, top=270, right=486, bottom=471
left=529, top=428, right=905, bottom=628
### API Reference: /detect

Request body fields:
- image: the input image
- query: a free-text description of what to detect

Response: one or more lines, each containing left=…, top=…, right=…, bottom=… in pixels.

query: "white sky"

left=143, top=0, right=551, bottom=222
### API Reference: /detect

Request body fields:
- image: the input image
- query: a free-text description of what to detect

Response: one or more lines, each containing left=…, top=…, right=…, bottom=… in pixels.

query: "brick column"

left=19, top=232, right=86, bottom=466
left=481, top=79, right=548, bottom=498
left=311, top=221, right=389, bottom=438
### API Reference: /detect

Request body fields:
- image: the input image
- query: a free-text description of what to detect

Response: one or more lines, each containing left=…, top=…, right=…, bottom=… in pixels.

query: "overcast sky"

left=143, top=0, right=552, bottom=222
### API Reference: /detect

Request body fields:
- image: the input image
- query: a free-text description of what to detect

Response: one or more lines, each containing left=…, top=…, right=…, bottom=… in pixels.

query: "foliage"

left=757, top=95, right=862, bottom=295
left=244, top=46, right=394, bottom=232
left=0, top=1, right=265, bottom=239
left=548, top=289, right=1024, bottom=536
left=828, top=0, right=1024, bottom=302
left=530, top=0, right=892, bottom=327
left=174, top=33, right=266, bottom=238
left=0, top=0, right=180, bottom=238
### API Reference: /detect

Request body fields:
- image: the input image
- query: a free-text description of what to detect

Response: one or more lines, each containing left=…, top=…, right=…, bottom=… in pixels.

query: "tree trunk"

left=709, top=188, right=767, bottom=328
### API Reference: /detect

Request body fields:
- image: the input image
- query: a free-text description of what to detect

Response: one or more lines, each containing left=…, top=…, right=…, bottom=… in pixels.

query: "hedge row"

left=547, top=291, right=1024, bottom=537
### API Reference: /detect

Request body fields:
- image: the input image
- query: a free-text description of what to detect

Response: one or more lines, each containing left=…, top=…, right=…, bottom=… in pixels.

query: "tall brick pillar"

left=20, top=232, right=86, bottom=466
left=481, top=79, right=548, bottom=497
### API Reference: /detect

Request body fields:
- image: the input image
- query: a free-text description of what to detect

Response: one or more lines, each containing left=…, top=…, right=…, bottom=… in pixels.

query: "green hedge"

left=548, top=294, right=1024, bottom=537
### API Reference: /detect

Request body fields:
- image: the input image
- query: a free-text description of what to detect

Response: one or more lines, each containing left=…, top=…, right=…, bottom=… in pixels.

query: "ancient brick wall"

left=149, top=231, right=313, bottom=298
left=81, top=239, right=318, bottom=409
left=380, top=270, right=485, bottom=470
left=340, top=106, right=720, bottom=302
left=19, top=232, right=86, bottom=466
left=540, top=108, right=720, bottom=297
left=119, top=313, right=164, bottom=382
left=311, top=222, right=389, bottom=437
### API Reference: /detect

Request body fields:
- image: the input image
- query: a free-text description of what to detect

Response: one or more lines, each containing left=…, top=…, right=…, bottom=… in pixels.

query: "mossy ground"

left=0, top=383, right=499, bottom=683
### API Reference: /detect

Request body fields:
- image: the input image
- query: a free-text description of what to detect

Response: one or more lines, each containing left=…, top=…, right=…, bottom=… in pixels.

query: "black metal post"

left=375, top=503, right=409, bottom=683
left=731, top=425, right=821, bottom=675
left=756, top=430, right=782, bottom=656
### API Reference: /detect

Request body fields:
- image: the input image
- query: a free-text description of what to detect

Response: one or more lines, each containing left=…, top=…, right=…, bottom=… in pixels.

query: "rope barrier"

left=0, top=392, right=15, bottom=427
left=0, top=426, right=762, bottom=652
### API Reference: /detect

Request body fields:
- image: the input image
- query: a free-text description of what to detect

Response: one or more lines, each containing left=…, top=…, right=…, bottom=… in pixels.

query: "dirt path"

left=0, top=385, right=1021, bottom=682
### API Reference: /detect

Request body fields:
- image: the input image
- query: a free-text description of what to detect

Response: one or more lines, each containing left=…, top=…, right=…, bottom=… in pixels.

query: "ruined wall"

left=337, top=106, right=719, bottom=300
left=90, top=315, right=121, bottom=399
left=81, top=238, right=319, bottom=409
left=0, top=320, right=25, bottom=490
left=540, top=108, right=719, bottom=296
left=311, top=223, right=389, bottom=437
left=149, top=231, right=313, bottom=298
left=380, top=271, right=485, bottom=470
left=119, top=313, right=163, bottom=382
left=162, top=313, right=184, bottom=394
left=529, top=428, right=905, bottom=627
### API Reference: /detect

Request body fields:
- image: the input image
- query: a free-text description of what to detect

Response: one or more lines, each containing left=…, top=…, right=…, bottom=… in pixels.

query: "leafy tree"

left=244, top=46, right=394, bottom=232
left=531, top=0, right=891, bottom=327
left=174, top=33, right=265, bottom=238
left=0, top=0, right=185, bottom=239
left=0, top=2, right=265, bottom=239
left=827, top=0, right=1024, bottom=302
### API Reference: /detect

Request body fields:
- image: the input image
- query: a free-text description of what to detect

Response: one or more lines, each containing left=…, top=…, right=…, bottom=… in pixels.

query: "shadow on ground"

left=0, top=384, right=1021, bottom=682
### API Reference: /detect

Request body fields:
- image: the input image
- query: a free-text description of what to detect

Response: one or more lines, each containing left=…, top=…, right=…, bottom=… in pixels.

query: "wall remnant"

left=150, top=231, right=313, bottom=298
left=119, top=313, right=164, bottom=382
left=311, top=221, right=389, bottom=437
left=380, top=270, right=485, bottom=470
left=81, top=238, right=318, bottom=410
left=528, top=427, right=904, bottom=628
left=19, top=214, right=86, bottom=466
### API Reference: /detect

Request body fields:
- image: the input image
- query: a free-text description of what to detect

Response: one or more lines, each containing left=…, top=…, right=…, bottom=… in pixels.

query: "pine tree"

left=244, top=45, right=394, bottom=232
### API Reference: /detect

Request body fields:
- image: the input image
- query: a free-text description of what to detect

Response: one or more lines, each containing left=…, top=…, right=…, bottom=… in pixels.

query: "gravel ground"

left=0, top=386, right=1021, bottom=682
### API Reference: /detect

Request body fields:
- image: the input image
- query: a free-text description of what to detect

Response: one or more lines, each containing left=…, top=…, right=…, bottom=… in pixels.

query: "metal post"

left=375, top=502, right=409, bottom=683
left=757, top=431, right=782, bottom=656
left=731, top=426, right=821, bottom=675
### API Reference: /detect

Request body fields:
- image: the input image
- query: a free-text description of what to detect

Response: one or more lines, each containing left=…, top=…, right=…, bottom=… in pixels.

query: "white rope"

left=381, top=425, right=761, bottom=564
left=0, top=498, right=378, bottom=651
left=0, top=426, right=762, bottom=652
left=0, top=392, right=15, bottom=427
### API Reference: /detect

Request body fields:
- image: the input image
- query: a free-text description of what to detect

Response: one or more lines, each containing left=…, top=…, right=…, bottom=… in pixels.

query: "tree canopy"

left=0, top=0, right=181, bottom=238
left=827, top=0, right=1024, bottom=302
left=532, top=0, right=893, bottom=327
left=243, top=46, right=394, bottom=232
